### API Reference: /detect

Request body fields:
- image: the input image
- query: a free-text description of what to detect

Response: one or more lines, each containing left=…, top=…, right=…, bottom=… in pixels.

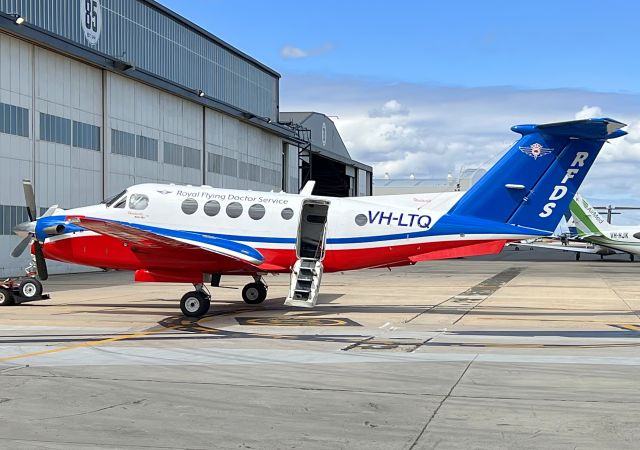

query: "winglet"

left=300, top=180, right=315, bottom=196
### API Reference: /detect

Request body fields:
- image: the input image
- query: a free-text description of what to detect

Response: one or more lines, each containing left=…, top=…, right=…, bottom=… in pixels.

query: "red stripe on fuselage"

left=42, top=234, right=510, bottom=275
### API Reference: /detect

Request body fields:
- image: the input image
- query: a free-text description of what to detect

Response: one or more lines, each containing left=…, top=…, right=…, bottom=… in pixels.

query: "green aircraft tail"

left=569, top=193, right=610, bottom=237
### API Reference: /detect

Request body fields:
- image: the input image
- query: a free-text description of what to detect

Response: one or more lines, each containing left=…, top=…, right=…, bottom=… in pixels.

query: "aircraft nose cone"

left=13, top=220, right=36, bottom=238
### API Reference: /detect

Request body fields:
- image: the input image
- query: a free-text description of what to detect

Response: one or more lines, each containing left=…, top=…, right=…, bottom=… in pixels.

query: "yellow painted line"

left=0, top=325, right=176, bottom=363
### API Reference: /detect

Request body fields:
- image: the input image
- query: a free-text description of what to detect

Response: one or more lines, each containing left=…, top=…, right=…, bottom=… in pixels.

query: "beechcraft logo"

left=519, top=143, right=553, bottom=160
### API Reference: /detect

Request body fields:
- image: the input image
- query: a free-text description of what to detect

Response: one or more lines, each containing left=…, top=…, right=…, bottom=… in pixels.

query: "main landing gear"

left=180, top=283, right=211, bottom=318
left=242, top=276, right=268, bottom=305
left=178, top=276, right=269, bottom=318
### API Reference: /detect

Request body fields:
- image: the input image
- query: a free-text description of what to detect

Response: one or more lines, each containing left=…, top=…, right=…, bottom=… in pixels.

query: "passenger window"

left=129, top=194, right=149, bottom=210
left=114, top=196, right=127, bottom=209
left=181, top=198, right=198, bottom=215
left=281, top=208, right=294, bottom=220
left=226, top=202, right=243, bottom=218
left=248, top=204, right=265, bottom=220
left=204, top=200, right=221, bottom=216
left=355, top=214, right=367, bottom=226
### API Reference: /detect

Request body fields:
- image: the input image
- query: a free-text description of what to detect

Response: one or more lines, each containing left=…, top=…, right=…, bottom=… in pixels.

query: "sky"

left=159, top=0, right=640, bottom=221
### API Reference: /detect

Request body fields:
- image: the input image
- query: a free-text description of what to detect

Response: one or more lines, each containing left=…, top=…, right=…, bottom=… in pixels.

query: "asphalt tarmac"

left=1, top=248, right=639, bottom=449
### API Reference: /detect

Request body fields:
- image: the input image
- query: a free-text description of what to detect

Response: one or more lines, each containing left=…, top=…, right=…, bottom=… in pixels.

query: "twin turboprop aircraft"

left=513, top=194, right=640, bottom=261
left=568, top=193, right=640, bottom=260
left=10, top=118, right=627, bottom=317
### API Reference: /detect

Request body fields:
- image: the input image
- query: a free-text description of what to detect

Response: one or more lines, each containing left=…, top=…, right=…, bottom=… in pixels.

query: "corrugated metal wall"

left=0, top=0, right=278, bottom=119
left=0, top=29, right=286, bottom=276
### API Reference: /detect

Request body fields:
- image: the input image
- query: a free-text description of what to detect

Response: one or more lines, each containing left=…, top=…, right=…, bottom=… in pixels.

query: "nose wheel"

left=242, top=281, right=268, bottom=304
left=180, top=288, right=211, bottom=318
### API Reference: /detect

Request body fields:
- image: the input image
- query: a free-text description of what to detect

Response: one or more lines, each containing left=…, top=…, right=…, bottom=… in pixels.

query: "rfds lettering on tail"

left=539, top=152, right=590, bottom=218
left=8, top=118, right=627, bottom=317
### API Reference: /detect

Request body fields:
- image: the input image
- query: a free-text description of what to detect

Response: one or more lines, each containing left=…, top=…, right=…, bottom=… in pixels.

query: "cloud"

left=280, top=43, right=334, bottom=59
left=279, top=75, right=640, bottom=220
left=368, top=100, right=410, bottom=118
left=575, top=105, right=603, bottom=120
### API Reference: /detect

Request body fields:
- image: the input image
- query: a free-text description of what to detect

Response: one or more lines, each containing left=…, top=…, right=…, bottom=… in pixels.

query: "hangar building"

left=0, top=0, right=371, bottom=276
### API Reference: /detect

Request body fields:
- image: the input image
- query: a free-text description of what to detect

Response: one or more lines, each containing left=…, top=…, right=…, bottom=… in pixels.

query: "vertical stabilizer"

left=569, top=193, right=611, bottom=236
left=448, top=118, right=626, bottom=234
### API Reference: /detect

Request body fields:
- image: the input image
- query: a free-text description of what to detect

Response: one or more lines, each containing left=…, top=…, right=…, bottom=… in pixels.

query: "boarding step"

left=285, top=258, right=324, bottom=308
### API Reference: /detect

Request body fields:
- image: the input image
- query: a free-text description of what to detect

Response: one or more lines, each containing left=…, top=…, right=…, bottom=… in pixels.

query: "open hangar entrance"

left=280, top=112, right=372, bottom=197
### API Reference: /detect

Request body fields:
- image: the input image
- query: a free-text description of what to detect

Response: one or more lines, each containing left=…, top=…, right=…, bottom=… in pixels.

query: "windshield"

left=102, top=189, right=127, bottom=207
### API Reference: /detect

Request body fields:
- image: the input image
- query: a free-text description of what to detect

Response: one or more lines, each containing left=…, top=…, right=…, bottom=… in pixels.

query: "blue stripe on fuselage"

left=42, top=214, right=549, bottom=247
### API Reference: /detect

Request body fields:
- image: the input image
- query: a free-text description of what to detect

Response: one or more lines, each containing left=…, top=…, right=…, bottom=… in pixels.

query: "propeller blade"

left=22, top=179, right=37, bottom=222
left=11, top=236, right=32, bottom=258
left=41, top=204, right=59, bottom=218
left=33, top=241, right=48, bottom=281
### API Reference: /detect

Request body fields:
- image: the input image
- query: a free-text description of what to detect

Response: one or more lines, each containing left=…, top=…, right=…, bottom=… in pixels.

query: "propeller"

left=594, top=205, right=640, bottom=224
left=10, top=180, right=57, bottom=280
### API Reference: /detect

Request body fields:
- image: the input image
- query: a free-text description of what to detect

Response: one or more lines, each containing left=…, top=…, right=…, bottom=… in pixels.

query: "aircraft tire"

left=18, top=278, right=42, bottom=299
left=575, top=253, right=580, bottom=261
left=0, top=288, right=15, bottom=306
left=180, top=291, right=210, bottom=317
left=631, top=254, right=635, bottom=262
left=242, top=282, right=267, bottom=304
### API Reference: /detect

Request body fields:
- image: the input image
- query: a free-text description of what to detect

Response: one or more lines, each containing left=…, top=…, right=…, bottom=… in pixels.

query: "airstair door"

left=284, top=200, right=330, bottom=308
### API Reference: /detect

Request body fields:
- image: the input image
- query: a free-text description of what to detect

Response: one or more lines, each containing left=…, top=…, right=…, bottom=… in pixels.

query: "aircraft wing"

left=69, top=216, right=265, bottom=266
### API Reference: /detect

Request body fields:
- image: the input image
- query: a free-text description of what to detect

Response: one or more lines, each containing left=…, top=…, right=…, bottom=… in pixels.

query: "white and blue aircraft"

left=10, top=118, right=626, bottom=316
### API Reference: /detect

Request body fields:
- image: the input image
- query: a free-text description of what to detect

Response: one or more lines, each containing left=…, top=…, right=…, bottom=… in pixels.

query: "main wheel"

left=630, top=254, right=635, bottom=262
left=242, top=282, right=267, bottom=304
left=18, top=278, right=42, bottom=299
left=0, top=288, right=15, bottom=306
left=575, top=253, right=581, bottom=261
left=180, top=291, right=211, bottom=317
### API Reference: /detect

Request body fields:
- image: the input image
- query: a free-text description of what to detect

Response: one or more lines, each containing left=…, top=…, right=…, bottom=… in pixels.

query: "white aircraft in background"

left=8, top=118, right=627, bottom=316
left=514, top=193, right=640, bottom=261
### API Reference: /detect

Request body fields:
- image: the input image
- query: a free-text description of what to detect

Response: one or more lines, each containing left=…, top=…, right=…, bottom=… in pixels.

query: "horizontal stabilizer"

left=513, top=118, right=627, bottom=140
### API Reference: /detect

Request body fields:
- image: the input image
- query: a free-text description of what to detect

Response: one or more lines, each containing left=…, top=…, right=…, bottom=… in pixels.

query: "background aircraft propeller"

left=11, top=180, right=57, bottom=280
left=593, top=204, right=640, bottom=224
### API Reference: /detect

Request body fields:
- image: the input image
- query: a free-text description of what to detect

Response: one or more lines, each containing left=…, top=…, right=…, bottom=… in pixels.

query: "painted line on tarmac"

left=0, top=322, right=184, bottom=363
left=403, top=267, right=524, bottom=324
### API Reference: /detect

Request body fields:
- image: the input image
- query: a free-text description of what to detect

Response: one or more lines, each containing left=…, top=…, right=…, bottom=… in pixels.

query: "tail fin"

left=569, top=192, right=610, bottom=236
left=449, top=118, right=626, bottom=234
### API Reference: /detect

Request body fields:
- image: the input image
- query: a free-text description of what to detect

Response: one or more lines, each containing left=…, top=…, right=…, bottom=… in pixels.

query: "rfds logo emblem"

left=519, top=143, right=553, bottom=160
left=81, top=0, right=102, bottom=46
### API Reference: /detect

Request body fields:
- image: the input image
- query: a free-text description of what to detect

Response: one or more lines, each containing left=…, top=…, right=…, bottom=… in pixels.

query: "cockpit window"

left=129, top=194, right=149, bottom=210
left=103, top=189, right=127, bottom=207
left=114, top=196, right=127, bottom=209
